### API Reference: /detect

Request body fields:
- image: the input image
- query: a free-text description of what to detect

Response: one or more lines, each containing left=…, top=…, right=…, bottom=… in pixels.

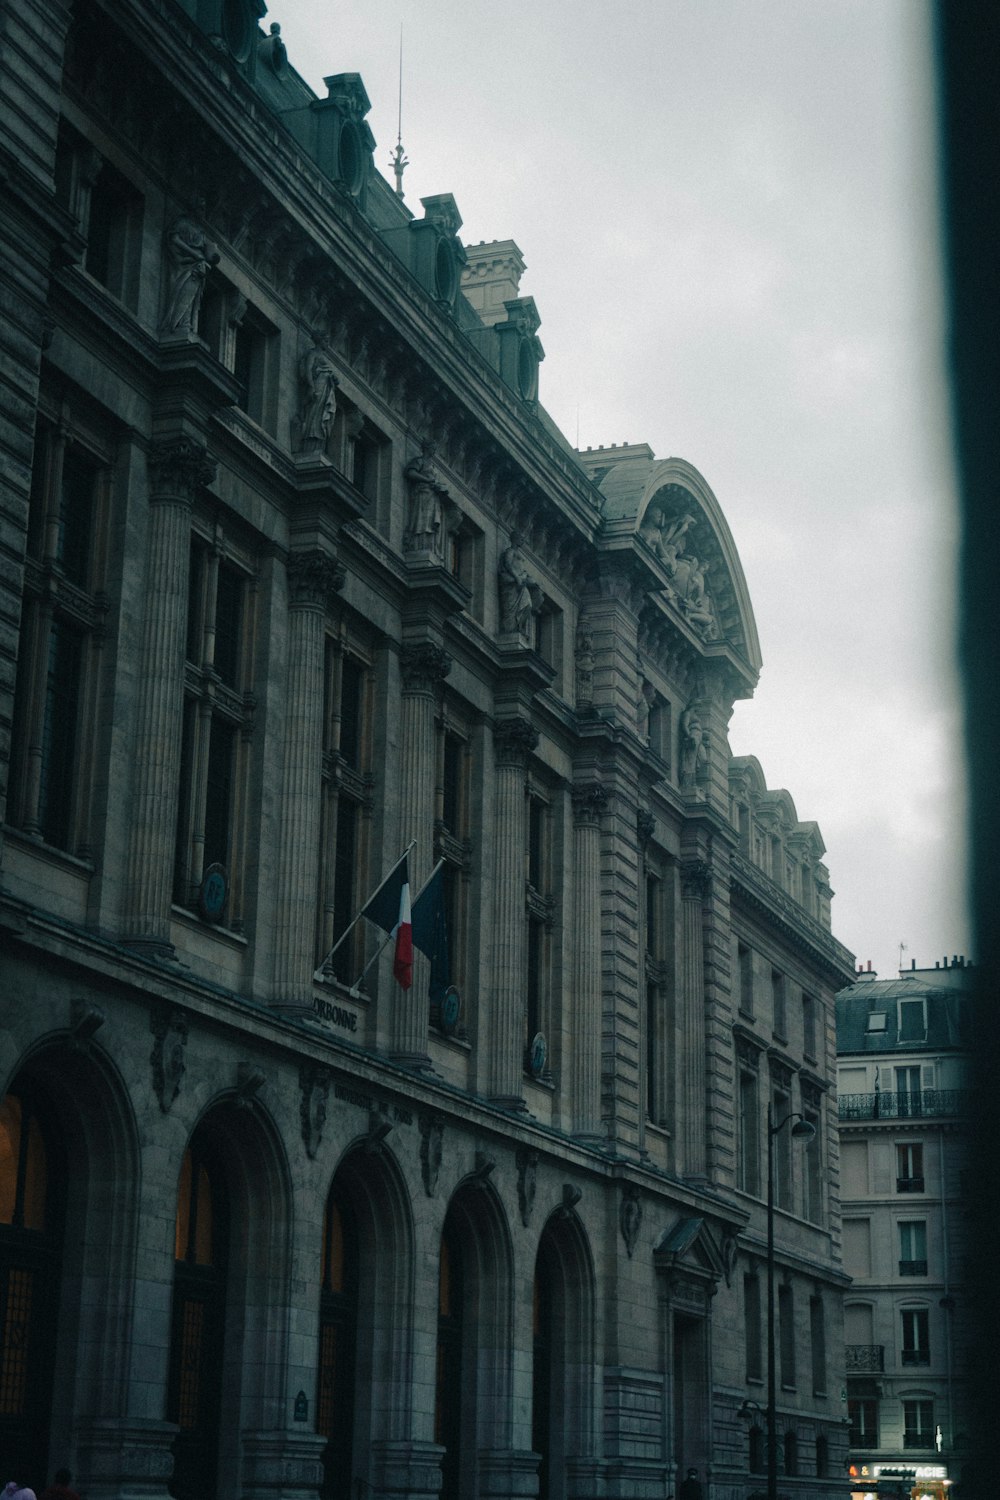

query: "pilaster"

left=679, top=857, right=711, bottom=1179
left=74, top=1415, right=177, bottom=1500
left=571, top=780, right=607, bottom=1139
left=392, top=640, right=451, bottom=1064
left=370, top=1438, right=445, bottom=1499
left=122, top=439, right=214, bottom=953
left=486, top=715, right=538, bottom=1107
left=272, top=551, right=344, bottom=1005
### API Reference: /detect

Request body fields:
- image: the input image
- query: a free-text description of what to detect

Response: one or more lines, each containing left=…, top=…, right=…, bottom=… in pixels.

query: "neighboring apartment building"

left=0, top=3, right=855, bottom=1499
left=837, top=958, right=973, bottom=1500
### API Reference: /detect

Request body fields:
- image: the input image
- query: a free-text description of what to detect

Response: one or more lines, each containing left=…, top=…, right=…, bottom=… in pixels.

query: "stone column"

left=370, top=1439, right=446, bottom=1500
left=571, top=781, right=607, bottom=1138
left=678, top=859, right=711, bottom=1178
left=392, top=641, right=451, bottom=1062
left=478, top=1449, right=540, bottom=1500
left=487, top=716, right=538, bottom=1107
left=74, top=1415, right=178, bottom=1500
left=122, top=439, right=214, bottom=953
left=241, top=1431, right=327, bottom=1500
left=272, top=551, right=343, bottom=1005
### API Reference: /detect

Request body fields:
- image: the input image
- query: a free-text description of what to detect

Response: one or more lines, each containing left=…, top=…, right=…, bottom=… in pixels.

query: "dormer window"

left=866, top=1011, right=887, bottom=1033
left=898, top=999, right=926, bottom=1043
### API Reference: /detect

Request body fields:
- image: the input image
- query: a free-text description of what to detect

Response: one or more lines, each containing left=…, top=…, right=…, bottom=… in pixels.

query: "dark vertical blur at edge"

left=933, top=6, right=1000, bottom=1497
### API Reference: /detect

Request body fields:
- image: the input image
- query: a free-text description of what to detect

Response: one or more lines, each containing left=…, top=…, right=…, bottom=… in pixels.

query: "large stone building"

left=837, top=957, right=973, bottom=1500
left=0, top=3, right=855, bottom=1498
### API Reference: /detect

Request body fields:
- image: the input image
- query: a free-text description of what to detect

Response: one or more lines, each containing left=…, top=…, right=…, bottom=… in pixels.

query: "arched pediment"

left=599, top=456, right=762, bottom=677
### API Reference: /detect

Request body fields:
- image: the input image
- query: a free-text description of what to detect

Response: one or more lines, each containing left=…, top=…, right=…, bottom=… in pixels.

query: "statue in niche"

left=636, top=678, right=655, bottom=742
left=498, top=532, right=542, bottom=638
left=575, top=628, right=595, bottom=705
left=297, top=337, right=338, bottom=453
left=679, top=705, right=710, bottom=788
left=404, top=441, right=449, bottom=556
left=160, top=209, right=220, bottom=334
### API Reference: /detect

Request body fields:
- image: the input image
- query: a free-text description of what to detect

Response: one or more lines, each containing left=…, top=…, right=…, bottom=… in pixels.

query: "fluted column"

left=679, top=858, right=711, bottom=1178
left=272, top=552, right=343, bottom=1004
left=122, top=439, right=215, bottom=952
left=572, top=781, right=607, bottom=1138
left=392, top=641, right=451, bottom=1062
left=487, top=716, right=538, bottom=1107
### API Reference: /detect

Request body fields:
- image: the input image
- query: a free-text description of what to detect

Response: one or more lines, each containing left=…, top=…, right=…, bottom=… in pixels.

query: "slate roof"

left=835, top=975, right=972, bottom=1056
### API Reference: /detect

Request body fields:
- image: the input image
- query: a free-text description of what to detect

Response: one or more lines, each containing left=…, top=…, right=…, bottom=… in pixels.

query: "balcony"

left=901, top=1349, right=930, bottom=1366
left=845, top=1344, right=885, bottom=1372
left=838, top=1089, right=971, bottom=1122
left=899, top=1260, right=928, bottom=1276
left=896, top=1176, right=925, bottom=1193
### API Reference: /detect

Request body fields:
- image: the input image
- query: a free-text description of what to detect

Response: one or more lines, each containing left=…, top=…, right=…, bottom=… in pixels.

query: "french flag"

left=393, top=869, right=413, bottom=990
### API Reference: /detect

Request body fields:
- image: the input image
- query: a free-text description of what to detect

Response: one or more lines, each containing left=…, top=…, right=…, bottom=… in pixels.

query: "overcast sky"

left=270, top=0, right=969, bottom=980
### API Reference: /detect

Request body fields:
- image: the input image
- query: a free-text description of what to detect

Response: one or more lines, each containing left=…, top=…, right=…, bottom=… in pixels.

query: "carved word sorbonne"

left=333, top=1083, right=412, bottom=1126
left=313, top=997, right=359, bottom=1032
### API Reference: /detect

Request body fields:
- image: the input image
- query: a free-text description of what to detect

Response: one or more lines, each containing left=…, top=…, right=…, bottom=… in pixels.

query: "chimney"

left=461, top=239, right=526, bottom=326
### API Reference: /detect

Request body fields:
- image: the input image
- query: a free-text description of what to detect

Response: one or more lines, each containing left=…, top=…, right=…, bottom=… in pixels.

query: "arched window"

left=784, top=1430, right=798, bottom=1476
left=532, top=1242, right=555, bottom=1500
left=0, top=1087, right=63, bottom=1486
left=435, top=1219, right=465, bottom=1500
left=748, top=1425, right=765, bottom=1474
left=167, top=1140, right=228, bottom=1500
left=317, top=1181, right=358, bottom=1499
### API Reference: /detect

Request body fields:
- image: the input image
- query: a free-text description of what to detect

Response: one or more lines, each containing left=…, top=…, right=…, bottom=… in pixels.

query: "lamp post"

left=767, top=1104, right=816, bottom=1500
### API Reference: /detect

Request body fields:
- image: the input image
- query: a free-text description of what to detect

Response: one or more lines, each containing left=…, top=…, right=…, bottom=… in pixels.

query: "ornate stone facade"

left=0, top=6, right=854, bottom=1500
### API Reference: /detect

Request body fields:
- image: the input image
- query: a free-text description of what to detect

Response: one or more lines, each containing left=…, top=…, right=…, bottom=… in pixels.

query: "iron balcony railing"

left=845, top=1344, right=885, bottom=1372
left=838, top=1089, right=971, bottom=1122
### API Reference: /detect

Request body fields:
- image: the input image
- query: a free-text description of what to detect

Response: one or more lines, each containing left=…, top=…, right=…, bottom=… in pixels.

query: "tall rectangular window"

left=809, top=1295, right=826, bottom=1394
left=744, top=1273, right=762, bottom=1381
left=899, top=1221, right=927, bottom=1276
left=738, top=942, right=754, bottom=1017
left=9, top=421, right=106, bottom=855
left=771, top=968, right=787, bottom=1038
left=901, top=1308, right=930, bottom=1365
left=85, top=158, right=142, bottom=305
left=849, top=1399, right=878, bottom=1447
left=778, top=1283, right=795, bottom=1387
left=738, top=1070, right=760, bottom=1195
left=174, top=537, right=255, bottom=926
left=895, top=1065, right=923, bottom=1117
left=773, top=1087, right=793, bottom=1210
left=899, top=999, right=926, bottom=1042
left=896, top=1142, right=924, bottom=1193
left=645, top=981, right=658, bottom=1122
left=524, top=792, right=553, bottom=1071
left=802, top=993, right=817, bottom=1059
left=903, top=1400, right=934, bottom=1449
left=320, top=641, right=371, bottom=983
left=434, top=724, right=472, bottom=1018
left=803, top=1106, right=822, bottom=1222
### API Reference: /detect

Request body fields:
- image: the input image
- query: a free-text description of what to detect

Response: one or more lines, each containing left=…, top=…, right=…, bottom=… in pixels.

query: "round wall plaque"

left=199, top=863, right=228, bottom=924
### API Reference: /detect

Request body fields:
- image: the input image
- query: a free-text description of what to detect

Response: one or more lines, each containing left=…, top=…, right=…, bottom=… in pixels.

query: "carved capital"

left=419, top=1113, right=444, bottom=1197
left=299, top=1065, right=329, bottom=1160
left=148, top=438, right=216, bottom=504
left=493, top=715, right=539, bottom=767
left=680, top=858, right=712, bottom=902
left=637, top=808, right=656, bottom=846
left=400, top=642, right=452, bottom=693
left=516, top=1147, right=538, bottom=1227
left=287, top=550, right=345, bottom=608
left=571, top=781, right=608, bottom=827
left=150, top=1005, right=188, bottom=1113
left=620, top=1184, right=642, bottom=1258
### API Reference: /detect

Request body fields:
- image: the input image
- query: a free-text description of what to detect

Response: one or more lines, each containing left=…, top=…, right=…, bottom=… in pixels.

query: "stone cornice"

left=730, top=851, right=855, bottom=986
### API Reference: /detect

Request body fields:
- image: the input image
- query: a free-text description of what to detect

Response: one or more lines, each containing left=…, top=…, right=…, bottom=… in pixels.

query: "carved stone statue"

left=297, top=338, right=338, bottom=452
left=636, top=678, right=655, bottom=742
left=498, top=532, right=541, bottom=638
left=575, top=628, right=595, bottom=705
left=404, top=441, right=449, bottom=556
left=680, top=705, right=709, bottom=788
left=160, top=211, right=220, bottom=334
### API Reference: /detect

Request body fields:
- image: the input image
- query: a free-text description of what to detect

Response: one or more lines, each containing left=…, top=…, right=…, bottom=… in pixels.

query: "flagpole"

left=313, top=840, right=416, bottom=980
left=348, top=857, right=447, bottom=990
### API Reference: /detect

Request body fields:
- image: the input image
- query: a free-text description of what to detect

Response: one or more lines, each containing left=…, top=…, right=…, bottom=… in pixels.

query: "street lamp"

left=767, top=1104, right=816, bottom=1500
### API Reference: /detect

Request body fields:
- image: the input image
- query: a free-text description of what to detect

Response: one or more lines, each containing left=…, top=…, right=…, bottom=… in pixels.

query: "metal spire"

left=390, top=25, right=408, bottom=198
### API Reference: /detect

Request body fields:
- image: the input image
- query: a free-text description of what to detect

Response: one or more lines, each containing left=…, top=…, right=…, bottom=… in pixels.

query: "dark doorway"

left=317, top=1180, right=358, bottom=1499
left=435, top=1218, right=464, bottom=1500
